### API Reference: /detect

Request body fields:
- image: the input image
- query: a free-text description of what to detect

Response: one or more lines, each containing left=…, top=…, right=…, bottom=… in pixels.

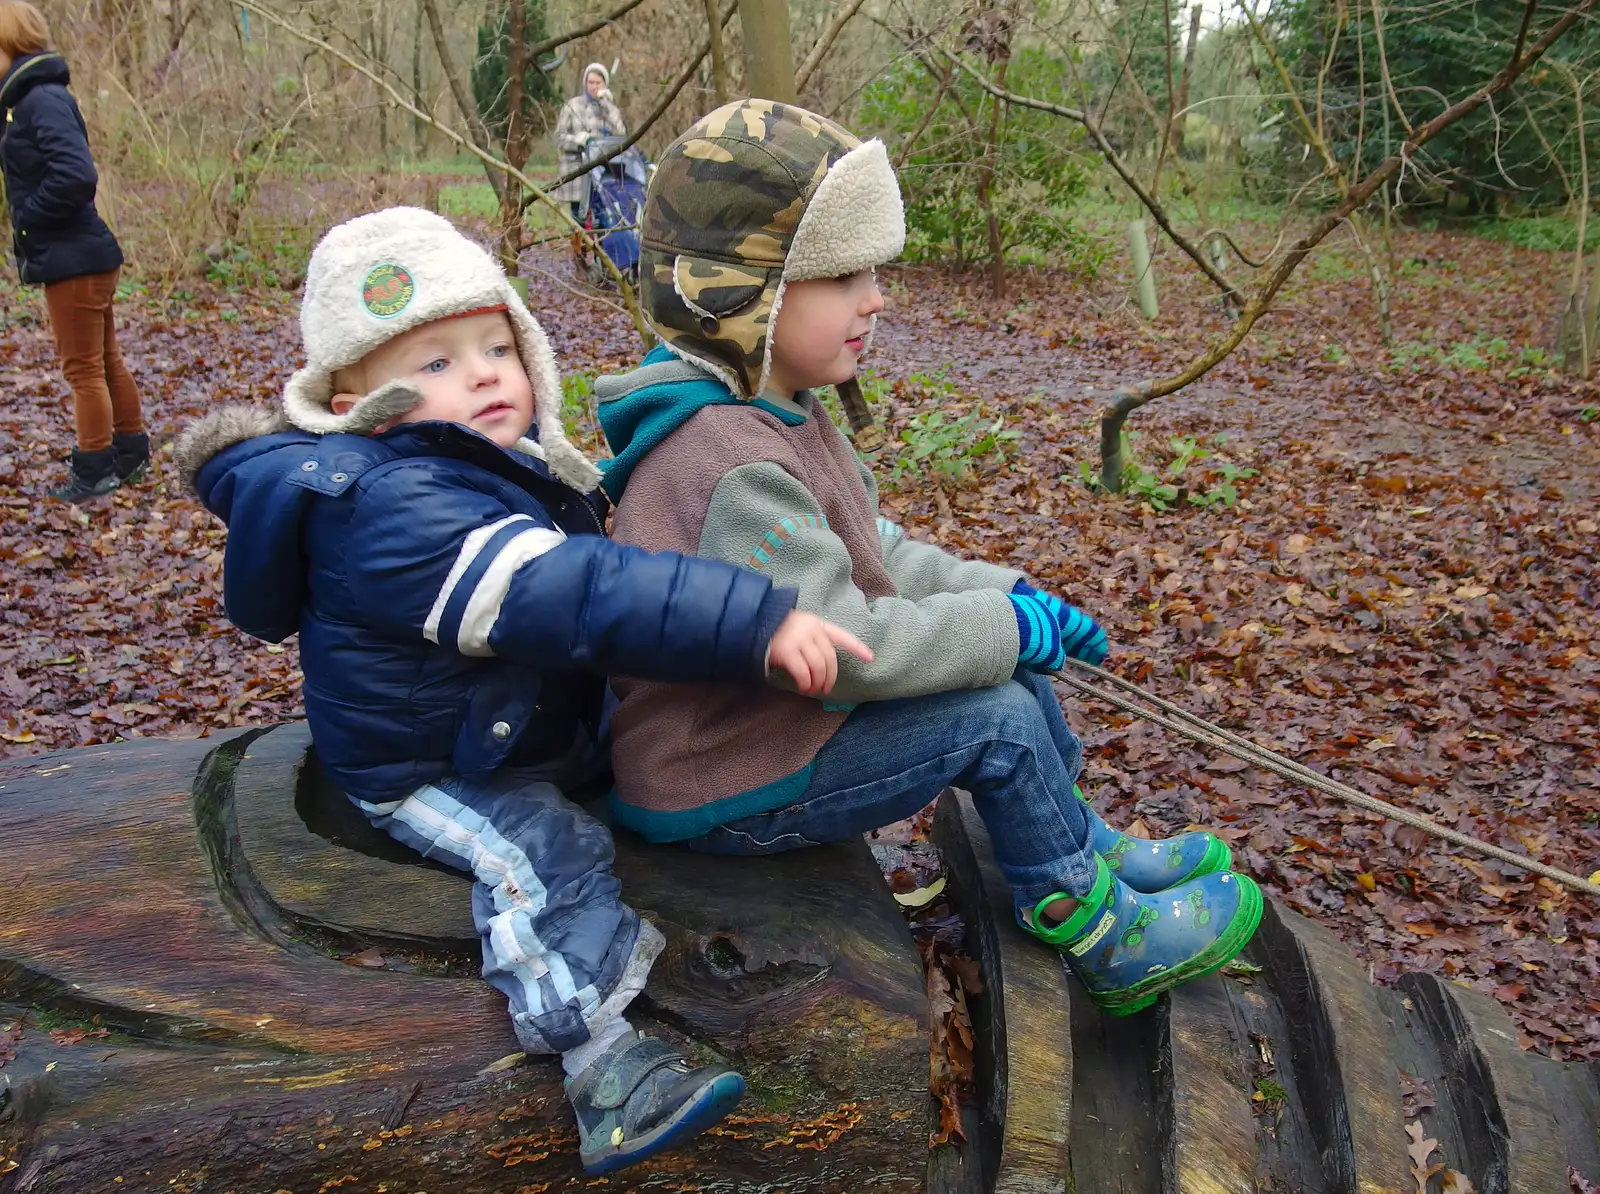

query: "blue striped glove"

left=1009, top=591, right=1066, bottom=672
left=1013, top=580, right=1109, bottom=667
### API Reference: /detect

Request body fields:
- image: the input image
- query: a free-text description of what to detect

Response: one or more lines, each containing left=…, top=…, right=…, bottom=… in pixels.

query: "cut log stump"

left=0, top=725, right=930, bottom=1193
left=931, top=789, right=1599, bottom=1194
left=3, top=740, right=1596, bottom=1194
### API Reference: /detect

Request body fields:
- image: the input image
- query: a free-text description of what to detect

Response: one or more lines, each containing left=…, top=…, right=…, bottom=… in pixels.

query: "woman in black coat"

left=1, top=2, right=147, bottom=500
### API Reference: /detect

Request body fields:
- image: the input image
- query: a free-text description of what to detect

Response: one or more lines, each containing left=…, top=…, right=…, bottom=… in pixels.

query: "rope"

left=1053, top=659, right=1600, bottom=900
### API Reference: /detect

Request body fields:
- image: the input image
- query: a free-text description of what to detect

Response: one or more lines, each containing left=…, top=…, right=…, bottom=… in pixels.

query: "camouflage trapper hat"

left=640, top=99, right=906, bottom=399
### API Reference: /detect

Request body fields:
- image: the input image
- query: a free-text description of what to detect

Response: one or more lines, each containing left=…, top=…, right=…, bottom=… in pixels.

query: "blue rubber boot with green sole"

left=1018, top=854, right=1263, bottom=1016
left=1075, top=784, right=1232, bottom=893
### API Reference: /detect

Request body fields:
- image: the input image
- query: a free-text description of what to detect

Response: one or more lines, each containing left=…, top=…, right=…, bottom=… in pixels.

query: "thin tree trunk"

left=1171, top=4, right=1202, bottom=158
left=975, top=2, right=1014, bottom=302
left=1565, top=66, right=1593, bottom=375
left=705, top=0, right=729, bottom=103
left=412, top=0, right=428, bottom=157
left=498, top=0, right=531, bottom=275
left=1352, top=218, right=1392, bottom=347
left=422, top=0, right=505, bottom=201
left=738, top=0, right=797, bottom=103
left=367, top=14, right=391, bottom=163
left=1581, top=240, right=1600, bottom=377
left=979, top=71, right=1007, bottom=300
left=1150, top=0, right=1179, bottom=194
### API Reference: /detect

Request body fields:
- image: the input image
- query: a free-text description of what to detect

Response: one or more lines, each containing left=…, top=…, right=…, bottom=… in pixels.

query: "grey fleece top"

left=600, top=359, right=1023, bottom=842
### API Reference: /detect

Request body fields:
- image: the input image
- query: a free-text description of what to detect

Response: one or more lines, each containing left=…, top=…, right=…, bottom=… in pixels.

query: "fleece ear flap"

left=282, top=371, right=426, bottom=437
left=783, top=139, right=906, bottom=284
left=504, top=291, right=603, bottom=493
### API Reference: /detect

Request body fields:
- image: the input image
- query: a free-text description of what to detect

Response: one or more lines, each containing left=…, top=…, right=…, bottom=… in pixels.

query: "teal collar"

left=754, top=388, right=813, bottom=423
left=596, top=346, right=808, bottom=501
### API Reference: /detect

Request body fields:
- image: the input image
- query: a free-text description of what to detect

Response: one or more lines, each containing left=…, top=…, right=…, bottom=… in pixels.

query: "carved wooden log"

left=5, top=738, right=1596, bottom=1194
left=0, top=725, right=933, bottom=1193
left=931, top=790, right=1600, bottom=1194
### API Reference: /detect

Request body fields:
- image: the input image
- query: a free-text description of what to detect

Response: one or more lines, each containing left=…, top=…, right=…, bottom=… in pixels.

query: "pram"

left=573, top=135, right=651, bottom=287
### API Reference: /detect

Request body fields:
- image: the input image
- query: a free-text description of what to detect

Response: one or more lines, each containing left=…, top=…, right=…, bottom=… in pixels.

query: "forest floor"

left=1, top=206, right=1595, bottom=1061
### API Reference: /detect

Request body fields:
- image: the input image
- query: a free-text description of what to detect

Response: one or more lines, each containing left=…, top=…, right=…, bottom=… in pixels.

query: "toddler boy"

left=597, top=102, right=1259, bottom=1016
left=179, top=206, right=868, bottom=1172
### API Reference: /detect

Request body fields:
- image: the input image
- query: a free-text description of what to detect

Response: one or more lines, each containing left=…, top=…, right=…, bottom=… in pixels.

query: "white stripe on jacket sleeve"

left=424, top=515, right=538, bottom=645
left=452, top=526, right=569, bottom=656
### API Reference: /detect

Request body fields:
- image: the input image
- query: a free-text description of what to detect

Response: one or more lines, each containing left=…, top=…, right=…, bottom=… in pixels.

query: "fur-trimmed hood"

left=180, top=402, right=604, bottom=647
left=174, top=402, right=564, bottom=498
left=639, top=99, right=905, bottom=400
left=174, top=404, right=290, bottom=493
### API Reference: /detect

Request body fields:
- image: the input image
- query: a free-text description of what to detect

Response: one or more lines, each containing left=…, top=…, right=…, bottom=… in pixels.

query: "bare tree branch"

left=704, top=0, right=730, bottom=104
left=1510, top=0, right=1540, bottom=66
left=1369, top=0, right=1415, bottom=136
left=519, top=0, right=737, bottom=212
left=893, top=54, right=956, bottom=169
left=946, top=51, right=1244, bottom=304
left=237, top=0, right=652, bottom=345
left=526, top=0, right=652, bottom=63
left=795, top=0, right=869, bottom=94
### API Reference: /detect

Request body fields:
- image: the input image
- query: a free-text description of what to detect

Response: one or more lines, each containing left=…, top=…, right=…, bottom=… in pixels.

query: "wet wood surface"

left=0, top=726, right=932, bottom=1193
left=934, top=792, right=1071, bottom=1194
left=4, top=735, right=1596, bottom=1194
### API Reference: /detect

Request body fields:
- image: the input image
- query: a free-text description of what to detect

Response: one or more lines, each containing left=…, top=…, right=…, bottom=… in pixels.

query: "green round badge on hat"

left=362, top=262, right=415, bottom=318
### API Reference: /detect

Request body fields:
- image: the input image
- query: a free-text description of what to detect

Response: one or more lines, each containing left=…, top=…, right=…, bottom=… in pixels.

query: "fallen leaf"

left=1284, top=533, right=1311, bottom=554
left=1407, top=1120, right=1442, bottom=1194
left=48, top=1027, right=108, bottom=1046
left=893, top=876, right=947, bottom=908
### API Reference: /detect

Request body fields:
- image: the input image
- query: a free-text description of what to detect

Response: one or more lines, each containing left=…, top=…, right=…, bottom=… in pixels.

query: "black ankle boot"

left=112, top=431, right=151, bottom=482
left=51, top=447, right=120, bottom=502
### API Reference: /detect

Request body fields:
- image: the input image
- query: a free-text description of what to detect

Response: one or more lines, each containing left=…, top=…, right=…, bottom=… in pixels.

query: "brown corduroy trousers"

left=42, top=268, right=144, bottom=453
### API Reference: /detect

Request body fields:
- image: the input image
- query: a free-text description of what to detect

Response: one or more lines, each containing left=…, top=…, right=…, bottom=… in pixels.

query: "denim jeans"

left=686, top=667, right=1097, bottom=909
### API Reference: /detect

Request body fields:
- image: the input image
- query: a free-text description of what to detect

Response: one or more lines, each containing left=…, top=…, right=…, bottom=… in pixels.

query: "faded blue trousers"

left=353, top=749, right=658, bottom=1056
left=686, top=667, right=1100, bottom=909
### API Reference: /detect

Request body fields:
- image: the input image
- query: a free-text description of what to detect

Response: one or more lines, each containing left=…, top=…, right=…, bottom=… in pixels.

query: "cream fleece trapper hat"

left=283, top=206, right=601, bottom=491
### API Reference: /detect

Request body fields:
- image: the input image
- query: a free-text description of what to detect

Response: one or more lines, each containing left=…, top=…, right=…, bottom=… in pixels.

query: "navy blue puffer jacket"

left=0, top=52, right=123, bottom=284
left=184, top=410, right=796, bottom=804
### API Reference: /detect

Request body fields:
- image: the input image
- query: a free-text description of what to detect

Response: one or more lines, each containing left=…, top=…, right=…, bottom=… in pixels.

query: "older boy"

left=178, top=207, right=868, bottom=1174
left=598, top=101, right=1259, bottom=1017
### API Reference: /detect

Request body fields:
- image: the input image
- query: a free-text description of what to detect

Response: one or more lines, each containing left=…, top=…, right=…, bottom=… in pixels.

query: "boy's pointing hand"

left=768, top=612, right=874, bottom=697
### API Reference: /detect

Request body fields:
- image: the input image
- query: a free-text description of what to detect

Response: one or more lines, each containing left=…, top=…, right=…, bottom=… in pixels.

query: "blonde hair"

left=0, top=2, right=51, bottom=58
